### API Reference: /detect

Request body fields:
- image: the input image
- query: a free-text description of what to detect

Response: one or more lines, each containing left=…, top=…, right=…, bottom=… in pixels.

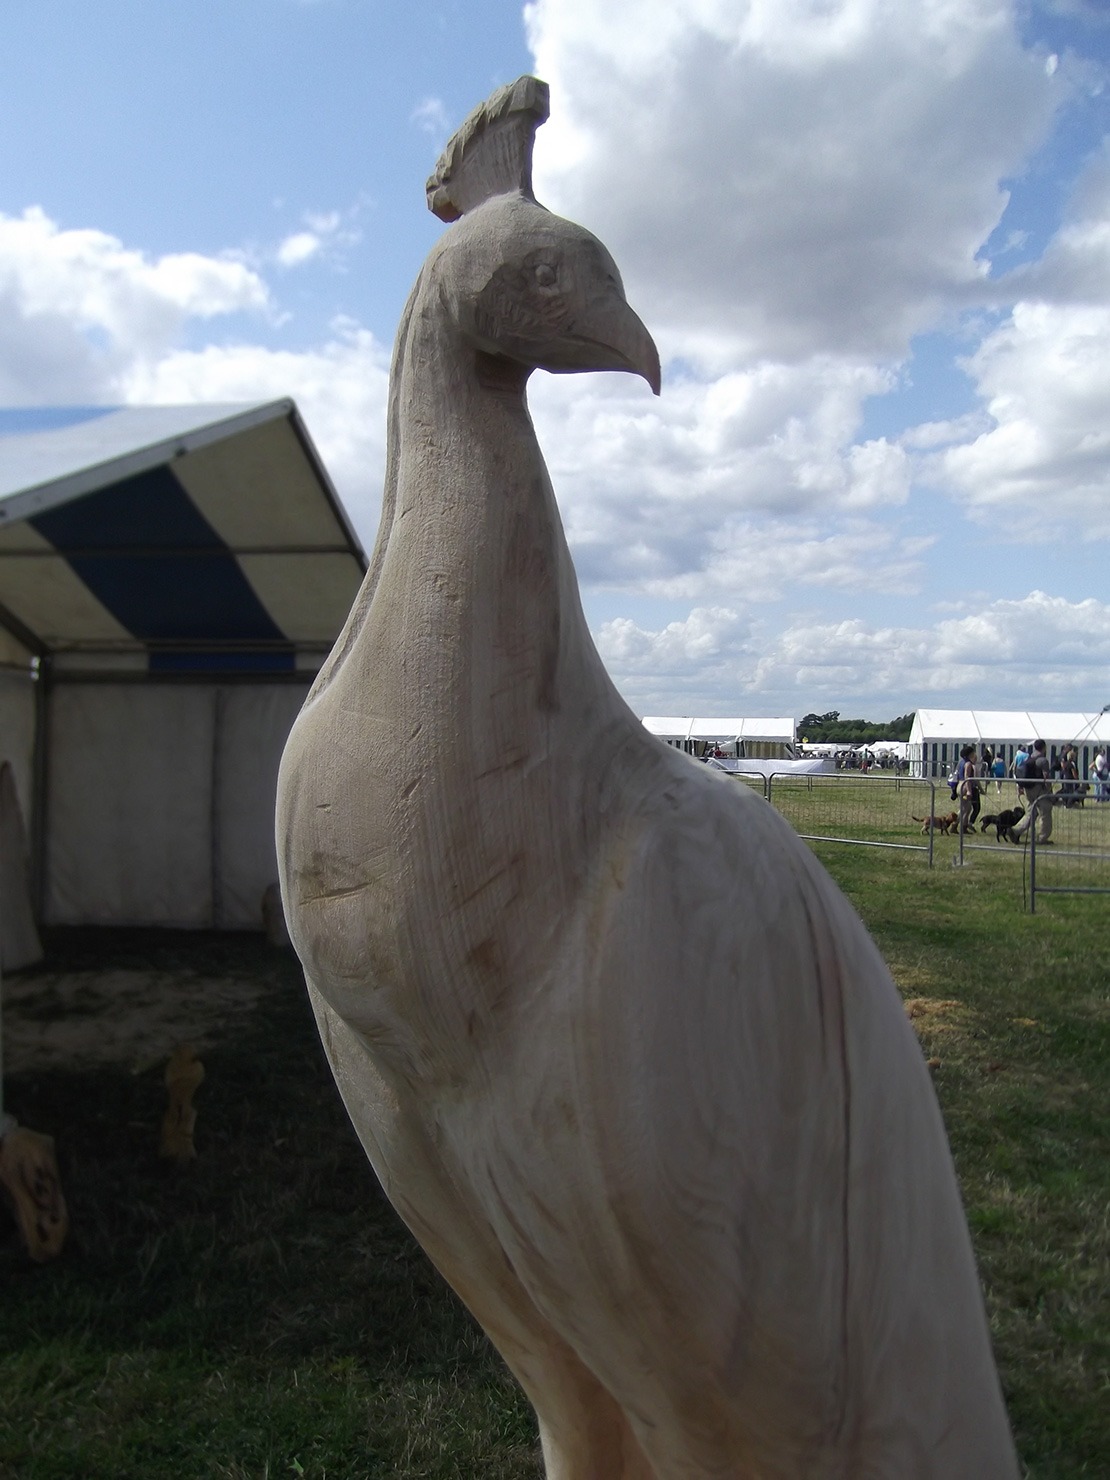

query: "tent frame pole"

left=31, top=656, right=52, bottom=922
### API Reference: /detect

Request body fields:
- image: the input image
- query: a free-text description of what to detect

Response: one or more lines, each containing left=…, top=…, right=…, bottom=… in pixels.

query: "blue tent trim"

left=31, top=464, right=291, bottom=666
left=0, top=401, right=366, bottom=676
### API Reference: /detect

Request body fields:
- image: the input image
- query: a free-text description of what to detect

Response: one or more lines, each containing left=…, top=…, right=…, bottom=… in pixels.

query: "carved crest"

left=426, top=75, right=550, bottom=222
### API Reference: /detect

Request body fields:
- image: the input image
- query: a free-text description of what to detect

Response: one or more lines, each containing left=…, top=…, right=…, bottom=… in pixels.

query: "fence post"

left=1029, top=801, right=1038, bottom=914
left=928, top=781, right=936, bottom=868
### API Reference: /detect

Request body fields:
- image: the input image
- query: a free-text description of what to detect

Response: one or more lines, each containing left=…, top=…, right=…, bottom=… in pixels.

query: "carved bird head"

left=439, top=197, right=660, bottom=392
left=424, top=76, right=660, bottom=394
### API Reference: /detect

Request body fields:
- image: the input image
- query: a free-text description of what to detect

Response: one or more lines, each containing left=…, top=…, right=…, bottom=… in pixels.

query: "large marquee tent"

left=0, top=401, right=367, bottom=941
left=908, top=708, right=1110, bottom=779
left=642, top=715, right=797, bottom=759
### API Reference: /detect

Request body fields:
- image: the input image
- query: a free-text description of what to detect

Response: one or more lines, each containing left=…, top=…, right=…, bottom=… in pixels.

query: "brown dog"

left=913, top=812, right=958, bottom=835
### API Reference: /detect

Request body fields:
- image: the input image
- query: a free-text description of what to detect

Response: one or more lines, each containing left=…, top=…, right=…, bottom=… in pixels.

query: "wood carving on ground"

left=160, top=1044, right=204, bottom=1163
left=0, top=1120, right=68, bottom=1261
left=277, top=77, right=1020, bottom=1478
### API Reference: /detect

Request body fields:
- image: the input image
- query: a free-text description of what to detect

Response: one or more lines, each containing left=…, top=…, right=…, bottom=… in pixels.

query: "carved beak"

left=540, top=288, right=662, bottom=395
left=599, top=296, right=662, bottom=395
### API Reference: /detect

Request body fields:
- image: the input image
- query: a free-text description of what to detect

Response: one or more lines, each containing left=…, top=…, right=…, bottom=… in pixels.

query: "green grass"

left=811, top=843, right=1109, bottom=1478
left=0, top=837, right=1107, bottom=1477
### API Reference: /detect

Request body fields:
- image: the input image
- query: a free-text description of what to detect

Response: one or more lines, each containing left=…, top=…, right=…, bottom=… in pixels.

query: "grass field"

left=1, top=822, right=1107, bottom=1478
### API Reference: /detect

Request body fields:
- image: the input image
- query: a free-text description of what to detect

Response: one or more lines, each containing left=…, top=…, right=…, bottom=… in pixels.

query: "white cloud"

left=597, top=606, right=750, bottom=670
left=527, top=0, right=1059, bottom=366
left=596, top=592, right=1110, bottom=716
left=517, top=2, right=1110, bottom=573
left=992, top=141, right=1110, bottom=305
left=412, top=97, right=451, bottom=139
left=276, top=231, right=323, bottom=267
left=529, top=357, right=913, bottom=595
left=593, top=606, right=759, bottom=714
left=930, top=300, right=1110, bottom=521
left=753, top=592, right=1110, bottom=707
left=902, top=412, right=991, bottom=451
left=0, top=207, right=390, bottom=538
left=274, top=208, right=359, bottom=270
left=908, top=139, right=1110, bottom=529
left=0, top=207, right=270, bottom=400
left=120, top=320, right=390, bottom=538
left=517, top=0, right=1110, bottom=712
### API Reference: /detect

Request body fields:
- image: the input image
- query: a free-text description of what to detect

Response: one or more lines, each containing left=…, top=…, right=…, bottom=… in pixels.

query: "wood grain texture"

left=277, top=78, right=1019, bottom=1478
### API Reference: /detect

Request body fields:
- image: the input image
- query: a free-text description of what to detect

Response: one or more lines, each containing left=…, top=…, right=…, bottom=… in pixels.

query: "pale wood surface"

left=278, top=78, right=1019, bottom=1478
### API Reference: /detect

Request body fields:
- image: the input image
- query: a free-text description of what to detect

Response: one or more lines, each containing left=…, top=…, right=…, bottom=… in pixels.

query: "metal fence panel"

left=953, top=776, right=1110, bottom=908
left=1029, top=791, right=1110, bottom=912
left=751, top=768, right=1107, bottom=906
left=956, top=777, right=1036, bottom=861
left=767, top=773, right=939, bottom=864
left=732, top=771, right=770, bottom=797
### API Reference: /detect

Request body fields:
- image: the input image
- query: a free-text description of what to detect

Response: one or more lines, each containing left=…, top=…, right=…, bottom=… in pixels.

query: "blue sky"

left=2, top=0, right=1108, bottom=719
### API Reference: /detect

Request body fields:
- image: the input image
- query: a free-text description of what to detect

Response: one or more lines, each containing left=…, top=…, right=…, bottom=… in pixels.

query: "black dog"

left=979, top=805, right=1025, bottom=842
left=1058, top=782, right=1090, bottom=808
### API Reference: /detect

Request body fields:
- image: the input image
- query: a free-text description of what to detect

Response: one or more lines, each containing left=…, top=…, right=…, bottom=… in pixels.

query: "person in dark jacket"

left=1011, top=740, right=1054, bottom=844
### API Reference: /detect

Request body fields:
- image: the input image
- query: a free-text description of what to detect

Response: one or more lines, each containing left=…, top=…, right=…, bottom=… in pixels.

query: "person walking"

left=950, top=746, right=967, bottom=802
left=991, top=750, right=1006, bottom=795
left=1011, top=740, right=1055, bottom=844
left=1059, top=745, right=1080, bottom=803
left=1012, top=742, right=1030, bottom=791
left=958, top=746, right=981, bottom=834
left=1094, top=746, right=1109, bottom=803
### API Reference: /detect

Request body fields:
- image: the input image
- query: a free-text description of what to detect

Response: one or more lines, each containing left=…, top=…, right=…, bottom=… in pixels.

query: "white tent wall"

left=0, top=759, right=43, bottom=970
left=213, top=684, right=309, bottom=928
left=43, top=679, right=310, bottom=928
left=642, top=717, right=796, bottom=758
left=45, top=684, right=216, bottom=927
left=0, top=670, right=37, bottom=827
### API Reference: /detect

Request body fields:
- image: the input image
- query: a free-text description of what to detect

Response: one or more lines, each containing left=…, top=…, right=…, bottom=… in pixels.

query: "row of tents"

left=643, top=713, right=1110, bottom=782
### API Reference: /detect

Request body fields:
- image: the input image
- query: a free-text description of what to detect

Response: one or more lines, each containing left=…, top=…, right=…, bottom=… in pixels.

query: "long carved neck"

left=320, top=275, right=607, bottom=775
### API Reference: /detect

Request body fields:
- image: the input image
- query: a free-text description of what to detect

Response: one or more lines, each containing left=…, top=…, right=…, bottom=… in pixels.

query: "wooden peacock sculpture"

left=277, top=77, right=1019, bottom=1478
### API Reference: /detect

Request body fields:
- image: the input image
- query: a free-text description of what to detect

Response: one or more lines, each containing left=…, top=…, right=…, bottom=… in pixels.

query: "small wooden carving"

left=0, top=1120, right=68, bottom=1261
left=160, top=1045, right=204, bottom=1163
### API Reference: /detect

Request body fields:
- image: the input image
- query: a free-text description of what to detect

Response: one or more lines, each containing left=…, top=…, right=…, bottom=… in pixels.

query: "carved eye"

left=534, top=262, right=557, bottom=288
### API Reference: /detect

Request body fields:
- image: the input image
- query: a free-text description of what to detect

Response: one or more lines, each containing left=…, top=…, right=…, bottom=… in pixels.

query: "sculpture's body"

left=277, top=78, right=1019, bottom=1478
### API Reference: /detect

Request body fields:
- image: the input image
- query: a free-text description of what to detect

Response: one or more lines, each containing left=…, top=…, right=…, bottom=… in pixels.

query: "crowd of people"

left=947, top=740, right=1110, bottom=844
left=832, top=748, right=910, bottom=773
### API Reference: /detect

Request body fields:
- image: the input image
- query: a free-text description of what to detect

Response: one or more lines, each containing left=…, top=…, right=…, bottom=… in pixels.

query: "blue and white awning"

left=0, top=401, right=367, bottom=674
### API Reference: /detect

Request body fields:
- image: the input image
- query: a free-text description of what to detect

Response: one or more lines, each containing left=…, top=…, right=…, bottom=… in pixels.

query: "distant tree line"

left=798, top=710, right=915, bottom=744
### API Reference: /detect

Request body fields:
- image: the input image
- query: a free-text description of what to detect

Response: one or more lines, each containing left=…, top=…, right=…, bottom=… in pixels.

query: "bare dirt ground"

left=2, top=965, right=269, bottom=1075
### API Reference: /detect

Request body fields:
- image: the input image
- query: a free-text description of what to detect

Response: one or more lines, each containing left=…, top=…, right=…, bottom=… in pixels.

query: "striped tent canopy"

left=0, top=401, right=366, bottom=674
left=0, top=402, right=368, bottom=937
